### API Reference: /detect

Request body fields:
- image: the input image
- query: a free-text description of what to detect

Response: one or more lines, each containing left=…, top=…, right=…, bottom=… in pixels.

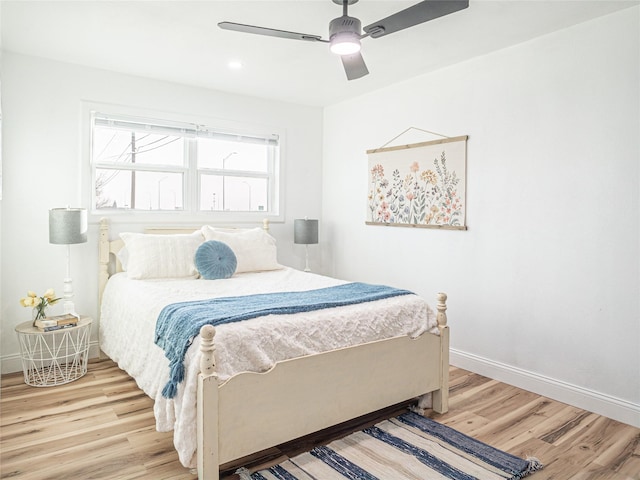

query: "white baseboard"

left=1, top=341, right=102, bottom=375
left=450, top=348, right=640, bottom=428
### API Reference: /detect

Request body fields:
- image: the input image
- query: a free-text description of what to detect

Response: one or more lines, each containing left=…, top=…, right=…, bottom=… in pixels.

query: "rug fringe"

left=235, top=467, right=253, bottom=480
left=409, top=404, right=425, bottom=415
left=513, top=457, right=544, bottom=479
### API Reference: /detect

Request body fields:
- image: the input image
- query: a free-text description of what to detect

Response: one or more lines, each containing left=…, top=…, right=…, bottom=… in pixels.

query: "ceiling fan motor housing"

left=329, top=15, right=362, bottom=39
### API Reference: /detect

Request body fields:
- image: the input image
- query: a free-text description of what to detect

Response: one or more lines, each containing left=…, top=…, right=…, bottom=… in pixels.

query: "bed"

left=97, top=218, right=450, bottom=480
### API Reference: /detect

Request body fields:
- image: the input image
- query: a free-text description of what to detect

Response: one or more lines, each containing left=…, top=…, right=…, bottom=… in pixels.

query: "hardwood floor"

left=1, top=360, right=638, bottom=479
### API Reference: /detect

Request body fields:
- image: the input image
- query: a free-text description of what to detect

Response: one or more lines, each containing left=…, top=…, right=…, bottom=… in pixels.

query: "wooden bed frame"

left=98, top=218, right=450, bottom=480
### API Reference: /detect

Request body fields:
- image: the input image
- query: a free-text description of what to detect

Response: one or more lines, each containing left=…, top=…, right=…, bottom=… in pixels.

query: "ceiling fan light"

left=330, top=32, right=361, bottom=55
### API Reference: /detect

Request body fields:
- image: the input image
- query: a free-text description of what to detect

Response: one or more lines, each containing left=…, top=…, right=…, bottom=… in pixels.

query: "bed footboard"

left=196, top=293, right=450, bottom=480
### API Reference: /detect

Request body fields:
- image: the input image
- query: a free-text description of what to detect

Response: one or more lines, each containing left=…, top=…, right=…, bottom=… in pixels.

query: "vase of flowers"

left=20, top=289, right=61, bottom=326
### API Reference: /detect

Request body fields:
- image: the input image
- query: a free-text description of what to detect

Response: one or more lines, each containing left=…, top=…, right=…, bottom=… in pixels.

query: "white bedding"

left=99, top=267, right=438, bottom=468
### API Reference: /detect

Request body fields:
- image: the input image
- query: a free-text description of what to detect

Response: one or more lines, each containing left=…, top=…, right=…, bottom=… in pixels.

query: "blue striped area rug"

left=238, top=412, right=542, bottom=480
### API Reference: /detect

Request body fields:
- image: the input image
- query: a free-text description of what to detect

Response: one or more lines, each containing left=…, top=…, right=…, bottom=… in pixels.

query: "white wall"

left=322, top=8, right=639, bottom=426
left=0, top=53, right=323, bottom=369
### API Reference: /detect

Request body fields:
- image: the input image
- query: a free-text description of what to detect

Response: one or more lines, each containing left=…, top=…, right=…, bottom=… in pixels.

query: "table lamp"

left=294, top=218, right=318, bottom=272
left=49, top=207, right=87, bottom=314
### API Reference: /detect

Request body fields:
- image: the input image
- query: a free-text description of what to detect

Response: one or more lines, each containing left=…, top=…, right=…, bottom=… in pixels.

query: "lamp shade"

left=49, top=208, right=88, bottom=245
left=294, top=219, right=318, bottom=245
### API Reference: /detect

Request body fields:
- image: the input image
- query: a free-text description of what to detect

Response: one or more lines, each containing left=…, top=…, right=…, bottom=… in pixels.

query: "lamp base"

left=304, top=244, right=311, bottom=273
left=63, top=300, right=77, bottom=315
left=62, top=273, right=76, bottom=314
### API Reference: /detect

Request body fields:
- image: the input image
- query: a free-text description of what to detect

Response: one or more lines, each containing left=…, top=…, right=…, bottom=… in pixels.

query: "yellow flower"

left=20, top=297, right=33, bottom=307
left=43, top=289, right=59, bottom=304
left=20, top=289, right=60, bottom=310
left=421, top=170, right=437, bottom=185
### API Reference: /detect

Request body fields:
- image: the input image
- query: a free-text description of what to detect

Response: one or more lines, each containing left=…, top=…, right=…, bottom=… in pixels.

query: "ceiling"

left=1, top=0, right=637, bottom=107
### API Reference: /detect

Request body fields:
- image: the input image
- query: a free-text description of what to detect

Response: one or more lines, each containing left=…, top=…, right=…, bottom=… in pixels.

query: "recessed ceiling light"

left=228, top=60, right=243, bottom=70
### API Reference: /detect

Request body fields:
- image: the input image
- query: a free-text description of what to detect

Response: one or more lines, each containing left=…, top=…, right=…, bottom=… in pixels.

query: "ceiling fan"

left=218, top=0, right=469, bottom=81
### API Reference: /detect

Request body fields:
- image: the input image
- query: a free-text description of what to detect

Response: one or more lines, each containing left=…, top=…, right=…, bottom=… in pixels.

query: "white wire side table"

left=14, top=317, right=92, bottom=387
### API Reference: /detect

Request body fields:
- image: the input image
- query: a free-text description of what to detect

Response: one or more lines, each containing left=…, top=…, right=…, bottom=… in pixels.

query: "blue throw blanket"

left=155, top=282, right=413, bottom=398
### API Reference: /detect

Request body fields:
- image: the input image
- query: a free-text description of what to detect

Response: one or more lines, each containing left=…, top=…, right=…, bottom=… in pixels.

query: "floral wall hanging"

left=367, top=135, right=468, bottom=230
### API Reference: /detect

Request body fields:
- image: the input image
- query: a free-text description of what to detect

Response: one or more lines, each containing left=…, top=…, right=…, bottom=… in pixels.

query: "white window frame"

left=82, top=103, right=284, bottom=225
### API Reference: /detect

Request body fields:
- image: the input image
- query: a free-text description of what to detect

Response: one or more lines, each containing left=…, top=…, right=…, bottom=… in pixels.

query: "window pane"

left=197, top=138, right=268, bottom=172
left=93, top=127, right=184, bottom=167
left=96, top=169, right=183, bottom=211
left=200, top=175, right=268, bottom=212
left=199, top=175, right=223, bottom=211
left=93, top=128, right=132, bottom=165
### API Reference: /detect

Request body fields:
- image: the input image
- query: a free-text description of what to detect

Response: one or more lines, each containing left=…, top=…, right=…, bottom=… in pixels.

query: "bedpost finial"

left=436, top=292, right=448, bottom=329
left=200, top=324, right=216, bottom=342
left=262, top=218, right=270, bottom=231
left=199, top=325, right=217, bottom=378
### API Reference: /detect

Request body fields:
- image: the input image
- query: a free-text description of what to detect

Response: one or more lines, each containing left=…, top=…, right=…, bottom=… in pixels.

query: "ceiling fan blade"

left=218, top=22, right=325, bottom=42
left=363, top=0, right=469, bottom=39
left=341, top=52, right=369, bottom=81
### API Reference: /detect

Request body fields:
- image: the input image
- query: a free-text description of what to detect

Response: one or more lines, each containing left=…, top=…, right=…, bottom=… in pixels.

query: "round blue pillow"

left=195, top=240, right=237, bottom=280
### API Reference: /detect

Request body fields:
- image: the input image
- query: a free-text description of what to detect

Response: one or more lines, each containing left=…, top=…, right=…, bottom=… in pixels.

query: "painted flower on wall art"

left=366, top=136, right=467, bottom=229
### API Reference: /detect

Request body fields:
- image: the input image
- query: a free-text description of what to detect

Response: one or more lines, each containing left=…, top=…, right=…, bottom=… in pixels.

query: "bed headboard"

left=98, top=218, right=270, bottom=305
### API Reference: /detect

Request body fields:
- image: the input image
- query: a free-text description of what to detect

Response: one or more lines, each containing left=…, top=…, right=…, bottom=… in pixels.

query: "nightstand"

left=14, top=317, right=92, bottom=387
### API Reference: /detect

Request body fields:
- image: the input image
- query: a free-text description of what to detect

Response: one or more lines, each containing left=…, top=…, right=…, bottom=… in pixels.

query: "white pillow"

left=115, top=246, right=129, bottom=270
left=119, top=231, right=204, bottom=279
left=200, top=226, right=281, bottom=273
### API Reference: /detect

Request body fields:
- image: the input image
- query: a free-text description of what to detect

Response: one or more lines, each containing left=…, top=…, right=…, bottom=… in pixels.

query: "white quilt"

left=99, top=267, right=438, bottom=468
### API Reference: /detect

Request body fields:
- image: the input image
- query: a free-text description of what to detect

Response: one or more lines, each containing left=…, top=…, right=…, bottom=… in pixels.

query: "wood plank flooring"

left=1, top=360, right=638, bottom=479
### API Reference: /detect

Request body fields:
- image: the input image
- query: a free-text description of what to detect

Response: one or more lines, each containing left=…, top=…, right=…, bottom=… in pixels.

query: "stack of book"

left=35, top=313, right=80, bottom=332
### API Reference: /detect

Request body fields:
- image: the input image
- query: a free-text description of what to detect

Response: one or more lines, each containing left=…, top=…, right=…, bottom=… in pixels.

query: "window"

left=90, top=112, right=280, bottom=217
